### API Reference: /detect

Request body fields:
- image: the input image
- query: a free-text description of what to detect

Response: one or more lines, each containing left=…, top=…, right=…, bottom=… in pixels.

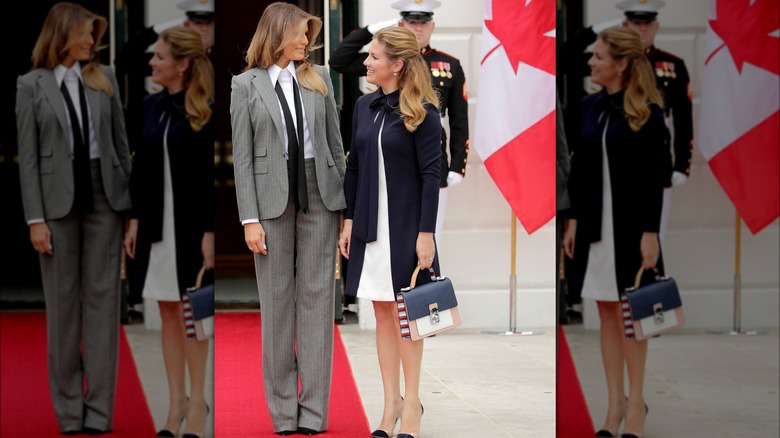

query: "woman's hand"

left=640, top=232, right=660, bottom=269
left=339, top=219, right=353, bottom=259
left=416, top=232, right=435, bottom=269
left=563, top=219, right=577, bottom=259
left=245, top=222, right=267, bottom=255
left=202, top=231, right=215, bottom=269
left=30, top=222, right=53, bottom=256
left=124, top=219, right=138, bottom=259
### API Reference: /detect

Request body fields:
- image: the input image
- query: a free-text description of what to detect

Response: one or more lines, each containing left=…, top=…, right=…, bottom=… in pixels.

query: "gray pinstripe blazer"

left=16, top=65, right=132, bottom=221
left=230, top=64, right=346, bottom=221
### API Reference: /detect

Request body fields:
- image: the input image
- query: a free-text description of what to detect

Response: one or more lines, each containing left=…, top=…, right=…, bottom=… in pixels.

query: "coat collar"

left=369, top=88, right=400, bottom=111
left=251, top=66, right=318, bottom=148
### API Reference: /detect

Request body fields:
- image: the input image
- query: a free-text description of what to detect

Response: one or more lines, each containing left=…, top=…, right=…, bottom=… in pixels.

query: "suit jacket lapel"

left=300, top=85, right=317, bottom=144
left=39, top=70, right=70, bottom=140
left=251, top=68, right=285, bottom=151
left=85, top=83, right=101, bottom=144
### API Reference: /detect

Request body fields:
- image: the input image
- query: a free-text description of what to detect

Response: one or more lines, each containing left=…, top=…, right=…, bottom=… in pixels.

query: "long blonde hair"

left=158, top=27, right=214, bottom=132
left=599, top=27, right=663, bottom=132
left=31, top=2, right=112, bottom=96
left=374, top=27, right=439, bottom=132
left=243, top=2, right=327, bottom=96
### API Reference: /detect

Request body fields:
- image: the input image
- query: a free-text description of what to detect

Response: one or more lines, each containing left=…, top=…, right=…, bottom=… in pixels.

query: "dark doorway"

left=1, top=0, right=128, bottom=303
left=212, top=0, right=331, bottom=278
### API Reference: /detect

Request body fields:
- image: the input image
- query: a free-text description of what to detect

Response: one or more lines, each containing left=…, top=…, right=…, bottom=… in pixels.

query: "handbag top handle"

left=194, top=265, right=208, bottom=289
left=407, top=265, right=438, bottom=289
left=632, top=266, right=662, bottom=289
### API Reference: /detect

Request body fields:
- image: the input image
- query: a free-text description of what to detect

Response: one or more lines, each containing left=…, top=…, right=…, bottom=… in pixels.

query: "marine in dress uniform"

left=329, top=0, right=469, bottom=244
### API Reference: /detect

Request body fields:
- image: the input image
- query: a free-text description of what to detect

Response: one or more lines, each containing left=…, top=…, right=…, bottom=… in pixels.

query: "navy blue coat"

left=567, top=90, right=671, bottom=296
left=344, top=89, right=442, bottom=296
left=129, top=90, right=215, bottom=296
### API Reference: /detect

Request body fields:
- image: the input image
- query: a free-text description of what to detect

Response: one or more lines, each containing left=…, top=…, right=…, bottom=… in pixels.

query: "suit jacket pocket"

left=326, top=154, right=335, bottom=167
left=253, top=158, right=268, bottom=174
left=39, top=148, right=53, bottom=174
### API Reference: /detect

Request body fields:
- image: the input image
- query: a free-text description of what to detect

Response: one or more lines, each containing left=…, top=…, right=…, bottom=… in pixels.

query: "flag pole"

left=483, top=211, right=543, bottom=336
left=707, top=210, right=764, bottom=336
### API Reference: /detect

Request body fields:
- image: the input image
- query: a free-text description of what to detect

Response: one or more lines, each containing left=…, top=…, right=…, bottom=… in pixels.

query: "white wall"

left=145, top=0, right=181, bottom=26
left=356, top=0, right=557, bottom=331
left=581, top=0, right=780, bottom=330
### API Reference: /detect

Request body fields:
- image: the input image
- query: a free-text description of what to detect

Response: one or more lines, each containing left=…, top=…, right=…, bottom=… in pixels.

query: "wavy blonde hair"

left=243, top=2, right=327, bottom=96
left=599, top=26, right=663, bottom=131
left=374, top=27, right=439, bottom=132
left=31, top=2, right=112, bottom=96
left=158, top=26, right=214, bottom=132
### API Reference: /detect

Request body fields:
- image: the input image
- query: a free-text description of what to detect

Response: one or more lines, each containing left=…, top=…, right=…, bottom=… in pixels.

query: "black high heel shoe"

left=371, top=397, right=404, bottom=438
left=619, top=403, right=648, bottom=438
left=181, top=403, right=210, bottom=438
left=157, top=397, right=188, bottom=437
left=595, top=396, right=627, bottom=437
left=396, top=403, right=424, bottom=438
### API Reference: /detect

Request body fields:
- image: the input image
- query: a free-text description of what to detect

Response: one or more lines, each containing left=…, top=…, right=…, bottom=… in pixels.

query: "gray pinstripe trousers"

left=254, top=159, right=338, bottom=432
left=39, top=159, right=122, bottom=433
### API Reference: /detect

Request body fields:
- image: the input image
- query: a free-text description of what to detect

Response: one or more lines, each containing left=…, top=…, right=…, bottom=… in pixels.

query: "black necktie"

left=60, top=72, right=93, bottom=212
left=274, top=74, right=308, bottom=213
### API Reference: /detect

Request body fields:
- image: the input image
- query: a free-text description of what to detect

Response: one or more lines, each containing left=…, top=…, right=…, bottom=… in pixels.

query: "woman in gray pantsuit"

left=229, top=2, right=346, bottom=435
left=16, top=2, right=131, bottom=434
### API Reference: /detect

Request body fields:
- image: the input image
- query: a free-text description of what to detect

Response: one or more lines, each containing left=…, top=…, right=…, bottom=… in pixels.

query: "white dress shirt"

left=243, top=63, right=315, bottom=226
left=54, top=63, right=100, bottom=160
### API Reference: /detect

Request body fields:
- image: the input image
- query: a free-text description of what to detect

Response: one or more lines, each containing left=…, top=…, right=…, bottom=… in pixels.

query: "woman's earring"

left=393, top=71, right=398, bottom=76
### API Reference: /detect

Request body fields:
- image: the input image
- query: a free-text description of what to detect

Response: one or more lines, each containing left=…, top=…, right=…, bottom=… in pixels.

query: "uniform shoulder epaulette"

left=653, top=48, right=685, bottom=63
left=430, top=48, right=460, bottom=62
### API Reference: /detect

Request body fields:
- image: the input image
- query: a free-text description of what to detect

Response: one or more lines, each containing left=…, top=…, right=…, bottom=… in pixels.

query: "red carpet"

left=215, top=312, right=370, bottom=437
left=0, top=311, right=156, bottom=436
left=557, top=325, right=595, bottom=437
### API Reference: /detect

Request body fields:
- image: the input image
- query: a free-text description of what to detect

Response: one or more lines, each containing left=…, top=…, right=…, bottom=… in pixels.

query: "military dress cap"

left=177, top=0, right=215, bottom=21
left=616, top=0, right=666, bottom=23
left=391, top=0, right=442, bottom=22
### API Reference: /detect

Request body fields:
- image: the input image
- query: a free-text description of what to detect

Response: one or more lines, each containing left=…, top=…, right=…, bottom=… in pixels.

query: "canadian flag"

left=699, top=0, right=779, bottom=234
left=473, top=0, right=556, bottom=234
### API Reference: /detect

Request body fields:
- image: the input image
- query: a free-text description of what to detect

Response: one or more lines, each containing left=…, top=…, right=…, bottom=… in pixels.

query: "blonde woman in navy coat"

left=563, top=27, right=671, bottom=438
left=339, top=27, right=441, bottom=438
left=123, top=26, right=214, bottom=438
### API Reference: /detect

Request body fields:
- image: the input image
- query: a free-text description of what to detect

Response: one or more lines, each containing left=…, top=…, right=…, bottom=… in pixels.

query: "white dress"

left=356, top=113, right=395, bottom=302
left=581, top=113, right=619, bottom=302
left=142, top=117, right=180, bottom=302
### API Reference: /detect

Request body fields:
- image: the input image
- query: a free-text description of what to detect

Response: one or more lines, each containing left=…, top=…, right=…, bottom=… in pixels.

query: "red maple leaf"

left=484, top=0, right=555, bottom=75
left=706, top=0, right=779, bottom=75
